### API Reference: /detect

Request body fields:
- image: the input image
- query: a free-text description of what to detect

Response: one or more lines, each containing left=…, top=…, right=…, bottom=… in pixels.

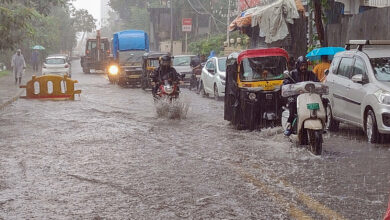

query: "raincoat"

left=11, top=53, right=26, bottom=78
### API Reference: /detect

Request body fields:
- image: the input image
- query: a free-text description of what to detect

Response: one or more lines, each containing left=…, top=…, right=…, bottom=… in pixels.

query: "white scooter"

left=281, top=77, right=328, bottom=155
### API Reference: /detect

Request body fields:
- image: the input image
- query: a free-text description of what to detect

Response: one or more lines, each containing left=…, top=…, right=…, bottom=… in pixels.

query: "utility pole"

left=170, top=0, right=174, bottom=55
left=227, top=0, right=231, bottom=47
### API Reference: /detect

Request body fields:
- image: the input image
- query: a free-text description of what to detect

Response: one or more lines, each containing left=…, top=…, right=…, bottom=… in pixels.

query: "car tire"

left=366, top=110, right=381, bottom=143
left=200, top=81, right=207, bottom=97
left=214, top=84, right=221, bottom=101
left=326, top=105, right=339, bottom=131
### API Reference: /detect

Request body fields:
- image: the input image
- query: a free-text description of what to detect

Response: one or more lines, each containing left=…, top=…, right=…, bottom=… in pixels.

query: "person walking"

left=31, top=49, right=39, bottom=72
left=312, top=55, right=331, bottom=82
left=11, top=49, right=26, bottom=85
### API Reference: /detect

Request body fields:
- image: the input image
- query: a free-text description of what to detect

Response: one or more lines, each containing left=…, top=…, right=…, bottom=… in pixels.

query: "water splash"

left=154, top=96, right=189, bottom=119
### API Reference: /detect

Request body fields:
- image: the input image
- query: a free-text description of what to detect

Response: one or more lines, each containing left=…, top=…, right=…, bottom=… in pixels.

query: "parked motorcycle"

left=154, top=79, right=179, bottom=101
left=281, top=80, right=328, bottom=155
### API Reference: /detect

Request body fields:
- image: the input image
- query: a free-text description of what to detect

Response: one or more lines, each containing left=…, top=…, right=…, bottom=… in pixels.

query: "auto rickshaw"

left=141, top=52, right=170, bottom=90
left=224, top=48, right=288, bottom=130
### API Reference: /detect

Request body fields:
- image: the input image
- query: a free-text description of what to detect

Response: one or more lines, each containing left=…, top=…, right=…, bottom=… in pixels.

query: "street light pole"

left=170, top=0, right=174, bottom=55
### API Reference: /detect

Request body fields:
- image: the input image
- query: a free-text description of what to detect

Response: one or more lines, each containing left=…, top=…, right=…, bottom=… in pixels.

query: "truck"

left=111, top=30, right=149, bottom=86
left=80, top=30, right=111, bottom=74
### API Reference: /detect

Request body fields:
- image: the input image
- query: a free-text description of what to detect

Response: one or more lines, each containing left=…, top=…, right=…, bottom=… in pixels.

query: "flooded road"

left=0, top=61, right=389, bottom=219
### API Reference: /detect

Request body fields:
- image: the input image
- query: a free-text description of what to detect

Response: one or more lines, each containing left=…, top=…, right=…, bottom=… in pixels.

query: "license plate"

left=307, top=103, right=320, bottom=110
left=129, top=75, right=141, bottom=79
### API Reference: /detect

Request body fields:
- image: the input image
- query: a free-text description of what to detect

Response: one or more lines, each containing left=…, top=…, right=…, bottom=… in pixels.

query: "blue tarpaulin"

left=113, top=30, right=149, bottom=59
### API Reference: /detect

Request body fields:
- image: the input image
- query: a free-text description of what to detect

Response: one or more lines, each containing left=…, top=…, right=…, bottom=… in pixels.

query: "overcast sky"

left=72, top=0, right=101, bottom=28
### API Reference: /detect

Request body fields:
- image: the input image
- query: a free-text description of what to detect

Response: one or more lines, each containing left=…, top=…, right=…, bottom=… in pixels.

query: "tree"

left=0, top=0, right=69, bottom=50
left=312, top=0, right=326, bottom=47
left=72, top=9, right=96, bottom=33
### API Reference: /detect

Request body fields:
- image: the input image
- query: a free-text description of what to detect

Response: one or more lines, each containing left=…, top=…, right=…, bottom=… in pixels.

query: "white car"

left=42, top=56, right=71, bottom=77
left=325, top=40, right=390, bottom=143
left=199, top=57, right=226, bottom=100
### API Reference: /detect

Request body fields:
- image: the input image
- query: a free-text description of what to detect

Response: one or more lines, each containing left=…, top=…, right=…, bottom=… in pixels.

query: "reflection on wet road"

left=0, top=61, right=389, bottom=219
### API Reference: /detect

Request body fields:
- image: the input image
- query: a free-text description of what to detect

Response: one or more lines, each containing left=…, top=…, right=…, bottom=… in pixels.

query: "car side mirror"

left=208, top=68, right=215, bottom=73
left=352, top=74, right=363, bottom=83
left=325, top=69, right=329, bottom=76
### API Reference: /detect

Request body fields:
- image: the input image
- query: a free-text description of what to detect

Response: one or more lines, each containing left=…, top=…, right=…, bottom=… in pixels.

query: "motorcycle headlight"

left=248, top=92, right=256, bottom=101
left=164, top=85, right=173, bottom=94
left=374, top=90, right=390, bottom=105
left=108, top=65, right=119, bottom=75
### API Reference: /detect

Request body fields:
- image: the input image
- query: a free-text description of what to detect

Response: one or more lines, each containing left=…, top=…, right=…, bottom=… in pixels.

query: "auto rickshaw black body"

left=141, top=52, right=170, bottom=90
left=224, top=48, right=288, bottom=130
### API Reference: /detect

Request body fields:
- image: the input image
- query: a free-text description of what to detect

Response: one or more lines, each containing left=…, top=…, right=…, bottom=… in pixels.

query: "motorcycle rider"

left=150, top=55, right=181, bottom=97
left=190, top=55, right=202, bottom=91
left=283, top=56, right=319, bottom=136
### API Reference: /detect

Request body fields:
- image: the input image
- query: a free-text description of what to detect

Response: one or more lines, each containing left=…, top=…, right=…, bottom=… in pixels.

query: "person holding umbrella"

left=306, top=47, right=345, bottom=82
left=312, top=55, right=331, bottom=82
left=31, top=49, right=40, bottom=72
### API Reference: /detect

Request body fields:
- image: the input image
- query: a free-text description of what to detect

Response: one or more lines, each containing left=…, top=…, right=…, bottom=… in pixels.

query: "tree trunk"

left=313, top=0, right=326, bottom=47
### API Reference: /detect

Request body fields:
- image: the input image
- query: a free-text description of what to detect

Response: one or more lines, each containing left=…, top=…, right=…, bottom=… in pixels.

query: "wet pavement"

left=0, top=60, right=389, bottom=219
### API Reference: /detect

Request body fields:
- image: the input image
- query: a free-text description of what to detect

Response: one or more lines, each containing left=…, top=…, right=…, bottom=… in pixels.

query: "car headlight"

left=374, top=90, right=390, bottom=105
left=248, top=92, right=256, bottom=101
left=108, top=65, right=119, bottom=75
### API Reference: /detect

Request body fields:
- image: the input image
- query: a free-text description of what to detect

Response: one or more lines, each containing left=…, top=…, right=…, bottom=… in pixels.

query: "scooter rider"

left=284, top=56, right=319, bottom=136
left=150, top=55, right=181, bottom=97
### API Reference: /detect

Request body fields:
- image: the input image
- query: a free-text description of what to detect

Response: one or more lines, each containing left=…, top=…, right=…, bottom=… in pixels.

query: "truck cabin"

left=85, top=38, right=110, bottom=58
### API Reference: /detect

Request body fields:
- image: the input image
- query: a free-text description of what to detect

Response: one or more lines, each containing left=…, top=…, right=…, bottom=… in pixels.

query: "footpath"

left=0, top=70, right=35, bottom=110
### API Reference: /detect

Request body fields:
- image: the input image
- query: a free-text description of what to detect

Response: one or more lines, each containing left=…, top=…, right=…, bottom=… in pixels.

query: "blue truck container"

left=112, top=30, right=149, bottom=59
left=111, top=30, right=150, bottom=87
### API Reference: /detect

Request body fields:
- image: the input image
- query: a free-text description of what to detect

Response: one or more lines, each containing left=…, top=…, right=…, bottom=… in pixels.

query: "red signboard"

left=182, top=18, right=192, bottom=32
left=239, top=0, right=261, bottom=11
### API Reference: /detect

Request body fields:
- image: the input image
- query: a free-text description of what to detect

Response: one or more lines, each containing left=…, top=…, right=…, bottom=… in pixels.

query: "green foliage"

left=72, top=9, right=96, bottom=32
left=188, top=34, right=226, bottom=56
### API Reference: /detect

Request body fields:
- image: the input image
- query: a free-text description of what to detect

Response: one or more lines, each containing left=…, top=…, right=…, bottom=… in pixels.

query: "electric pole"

left=170, top=0, right=174, bottom=55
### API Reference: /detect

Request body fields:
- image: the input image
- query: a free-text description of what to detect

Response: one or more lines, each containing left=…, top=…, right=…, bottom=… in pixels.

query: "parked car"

left=199, top=56, right=227, bottom=100
left=325, top=40, right=390, bottom=143
left=172, top=55, right=196, bottom=86
left=42, top=55, right=71, bottom=77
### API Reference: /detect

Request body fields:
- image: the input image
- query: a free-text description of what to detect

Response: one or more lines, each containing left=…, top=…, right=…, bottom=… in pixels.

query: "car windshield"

left=173, top=56, right=192, bottom=66
left=371, top=57, right=390, bottom=81
left=119, top=51, right=144, bottom=64
left=46, top=58, right=65, bottom=64
left=240, top=56, right=286, bottom=81
left=218, top=58, right=227, bottom=72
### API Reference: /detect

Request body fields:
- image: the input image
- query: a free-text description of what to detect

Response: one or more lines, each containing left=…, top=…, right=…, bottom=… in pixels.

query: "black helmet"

left=160, top=55, right=171, bottom=68
left=295, top=56, right=308, bottom=69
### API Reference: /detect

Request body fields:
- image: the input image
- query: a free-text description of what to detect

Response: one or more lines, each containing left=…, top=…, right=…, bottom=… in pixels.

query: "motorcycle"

left=281, top=79, right=328, bottom=155
left=155, top=79, right=179, bottom=101
left=189, top=64, right=203, bottom=92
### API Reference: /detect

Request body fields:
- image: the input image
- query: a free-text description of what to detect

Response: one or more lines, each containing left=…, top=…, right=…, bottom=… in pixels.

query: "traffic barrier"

left=20, top=75, right=81, bottom=100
